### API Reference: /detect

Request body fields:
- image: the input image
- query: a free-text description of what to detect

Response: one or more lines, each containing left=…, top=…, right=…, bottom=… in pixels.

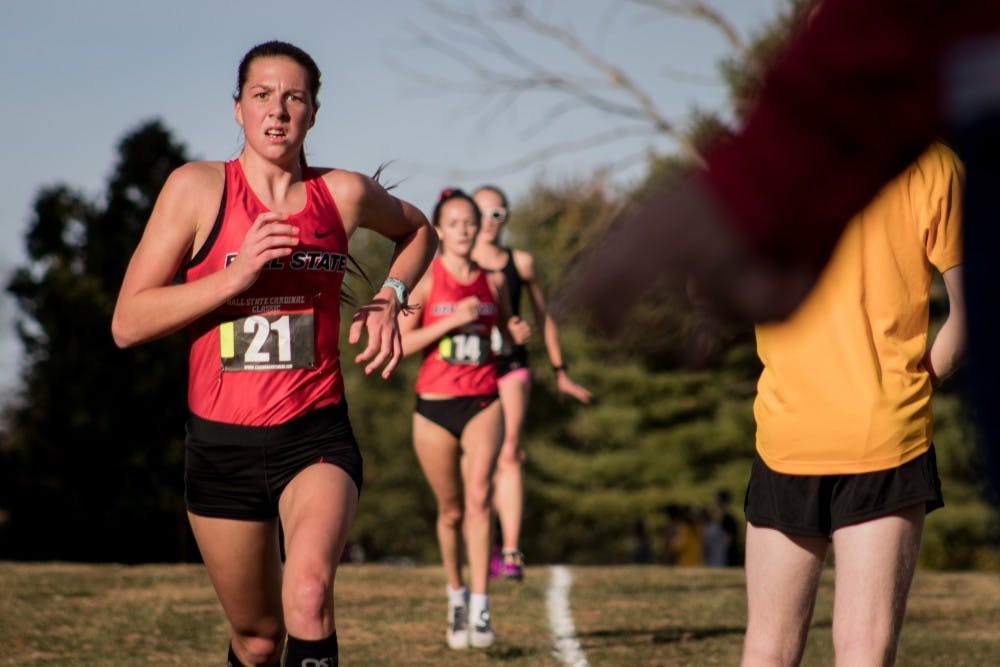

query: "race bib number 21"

left=219, top=310, right=315, bottom=371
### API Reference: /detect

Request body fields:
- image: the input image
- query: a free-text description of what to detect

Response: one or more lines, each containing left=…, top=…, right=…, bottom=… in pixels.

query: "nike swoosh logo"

left=315, top=228, right=336, bottom=238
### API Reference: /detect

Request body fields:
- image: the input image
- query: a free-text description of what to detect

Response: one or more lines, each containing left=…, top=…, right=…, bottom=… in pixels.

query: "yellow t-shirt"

left=754, top=142, right=963, bottom=475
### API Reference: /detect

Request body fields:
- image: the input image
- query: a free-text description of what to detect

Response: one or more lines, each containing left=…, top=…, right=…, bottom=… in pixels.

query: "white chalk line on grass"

left=547, top=565, right=589, bottom=667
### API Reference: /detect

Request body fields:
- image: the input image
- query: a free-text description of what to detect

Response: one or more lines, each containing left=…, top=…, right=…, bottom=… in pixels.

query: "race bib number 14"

left=438, top=333, right=488, bottom=365
left=219, top=310, right=316, bottom=371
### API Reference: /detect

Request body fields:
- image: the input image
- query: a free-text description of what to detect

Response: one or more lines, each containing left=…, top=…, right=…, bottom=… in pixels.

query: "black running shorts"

left=744, top=445, right=944, bottom=538
left=415, top=394, right=499, bottom=439
left=495, top=347, right=529, bottom=378
left=185, top=401, right=363, bottom=520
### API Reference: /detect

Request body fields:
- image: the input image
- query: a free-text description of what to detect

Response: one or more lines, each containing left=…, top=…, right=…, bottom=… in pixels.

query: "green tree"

left=1, top=0, right=994, bottom=570
left=487, top=175, right=758, bottom=565
left=463, top=0, right=999, bottom=569
left=0, top=120, right=196, bottom=562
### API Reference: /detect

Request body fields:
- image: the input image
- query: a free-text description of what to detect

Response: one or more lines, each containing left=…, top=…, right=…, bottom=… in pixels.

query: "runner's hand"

left=451, top=295, right=482, bottom=327
left=507, top=316, right=531, bottom=345
left=350, top=294, right=403, bottom=379
left=557, top=373, right=593, bottom=405
left=226, top=212, right=299, bottom=293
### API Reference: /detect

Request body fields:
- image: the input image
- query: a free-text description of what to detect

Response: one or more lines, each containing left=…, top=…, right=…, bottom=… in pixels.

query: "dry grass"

left=1, top=562, right=998, bottom=666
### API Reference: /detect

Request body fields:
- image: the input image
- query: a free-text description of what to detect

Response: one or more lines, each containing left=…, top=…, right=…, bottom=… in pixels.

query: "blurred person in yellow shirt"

left=742, top=142, right=965, bottom=666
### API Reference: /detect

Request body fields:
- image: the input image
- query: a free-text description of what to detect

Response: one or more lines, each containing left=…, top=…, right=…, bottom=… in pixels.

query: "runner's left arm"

left=328, top=170, right=437, bottom=378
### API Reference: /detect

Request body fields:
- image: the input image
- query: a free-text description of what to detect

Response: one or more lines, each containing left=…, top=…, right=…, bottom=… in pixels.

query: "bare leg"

left=278, top=463, right=358, bottom=640
left=494, top=373, right=530, bottom=553
left=413, top=413, right=466, bottom=591
left=188, top=514, right=284, bottom=666
left=830, top=503, right=925, bottom=667
left=461, top=400, right=504, bottom=594
left=742, top=522, right=828, bottom=667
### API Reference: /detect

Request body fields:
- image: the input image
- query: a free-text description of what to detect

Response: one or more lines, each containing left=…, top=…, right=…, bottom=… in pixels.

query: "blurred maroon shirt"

left=702, top=0, right=1000, bottom=270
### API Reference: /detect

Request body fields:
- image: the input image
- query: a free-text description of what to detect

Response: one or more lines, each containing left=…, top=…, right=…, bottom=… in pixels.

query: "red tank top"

left=415, top=258, right=499, bottom=397
left=184, top=159, right=347, bottom=425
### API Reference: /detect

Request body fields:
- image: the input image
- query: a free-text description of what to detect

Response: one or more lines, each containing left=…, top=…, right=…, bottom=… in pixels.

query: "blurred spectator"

left=631, top=517, right=653, bottom=564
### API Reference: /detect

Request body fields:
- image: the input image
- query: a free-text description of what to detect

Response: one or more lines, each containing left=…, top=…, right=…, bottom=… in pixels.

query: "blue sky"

left=0, top=0, right=781, bottom=396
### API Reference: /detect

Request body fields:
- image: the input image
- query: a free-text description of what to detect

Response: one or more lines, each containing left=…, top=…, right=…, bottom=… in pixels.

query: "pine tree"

left=0, top=121, right=195, bottom=562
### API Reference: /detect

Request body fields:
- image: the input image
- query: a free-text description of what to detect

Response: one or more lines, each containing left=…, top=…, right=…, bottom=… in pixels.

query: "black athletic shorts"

left=744, top=445, right=944, bottom=538
left=415, top=394, right=498, bottom=439
left=185, top=401, right=363, bottom=521
left=495, top=347, right=529, bottom=378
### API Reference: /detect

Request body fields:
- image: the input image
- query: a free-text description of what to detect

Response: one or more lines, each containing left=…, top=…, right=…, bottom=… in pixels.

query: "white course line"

left=547, top=565, right=589, bottom=667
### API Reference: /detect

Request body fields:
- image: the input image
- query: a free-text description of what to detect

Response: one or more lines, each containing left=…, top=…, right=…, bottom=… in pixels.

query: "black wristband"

left=552, top=363, right=568, bottom=373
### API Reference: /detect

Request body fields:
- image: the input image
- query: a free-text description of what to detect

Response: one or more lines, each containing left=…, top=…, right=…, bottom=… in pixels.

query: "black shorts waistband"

left=186, top=400, right=350, bottom=446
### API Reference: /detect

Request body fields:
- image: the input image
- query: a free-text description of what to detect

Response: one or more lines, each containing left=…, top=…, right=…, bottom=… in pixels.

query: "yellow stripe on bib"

left=219, top=321, right=235, bottom=359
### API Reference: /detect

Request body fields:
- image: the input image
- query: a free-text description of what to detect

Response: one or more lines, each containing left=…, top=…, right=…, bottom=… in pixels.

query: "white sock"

left=469, top=593, right=489, bottom=623
left=447, top=585, right=468, bottom=607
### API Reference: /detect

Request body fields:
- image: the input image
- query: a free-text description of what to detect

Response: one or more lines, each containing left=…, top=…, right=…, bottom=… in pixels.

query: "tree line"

left=0, top=117, right=995, bottom=569
left=1, top=0, right=996, bottom=568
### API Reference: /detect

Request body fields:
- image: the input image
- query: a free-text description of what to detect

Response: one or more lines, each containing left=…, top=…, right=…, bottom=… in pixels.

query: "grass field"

left=1, top=562, right=998, bottom=666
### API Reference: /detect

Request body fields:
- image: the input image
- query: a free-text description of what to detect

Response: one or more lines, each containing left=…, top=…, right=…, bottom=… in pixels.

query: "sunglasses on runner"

left=483, top=207, right=508, bottom=223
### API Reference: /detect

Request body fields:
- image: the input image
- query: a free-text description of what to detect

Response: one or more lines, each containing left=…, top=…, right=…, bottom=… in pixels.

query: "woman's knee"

left=233, top=630, right=284, bottom=666
left=464, top=482, right=492, bottom=516
left=439, top=503, right=464, bottom=529
left=282, top=569, right=334, bottom=628
left=496, top=441, right=524, bottom=468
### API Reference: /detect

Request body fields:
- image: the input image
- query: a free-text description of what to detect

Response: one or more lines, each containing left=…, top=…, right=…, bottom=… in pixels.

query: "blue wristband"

left=382, top=277, right=408, bottom=309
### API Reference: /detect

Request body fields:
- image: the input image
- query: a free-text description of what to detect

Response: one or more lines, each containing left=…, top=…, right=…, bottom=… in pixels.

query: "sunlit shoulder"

left=150, top=161, right=225, bottom=231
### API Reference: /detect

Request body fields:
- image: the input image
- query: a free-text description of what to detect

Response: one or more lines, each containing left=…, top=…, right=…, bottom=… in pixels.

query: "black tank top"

left=495, top=248, right=529, bottom=374
left=500, top=248, right=523, bottom=317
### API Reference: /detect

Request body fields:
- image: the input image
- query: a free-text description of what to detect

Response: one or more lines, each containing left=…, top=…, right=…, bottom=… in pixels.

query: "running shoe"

left=469, top=605, right=496, bottom=648
left=499, top=549, right=524, bottom=581
left=446, top=600, right=470, bottom=649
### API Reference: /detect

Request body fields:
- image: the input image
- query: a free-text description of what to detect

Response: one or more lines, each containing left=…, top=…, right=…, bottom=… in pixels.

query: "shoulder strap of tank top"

left=186, top=163, right=229, bottom=269
left=503, top=247, right=522, bottom=281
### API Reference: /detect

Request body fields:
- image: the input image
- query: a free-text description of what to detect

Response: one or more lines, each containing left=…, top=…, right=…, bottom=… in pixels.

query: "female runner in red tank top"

left=399, top=188, right=530, bottom=650
left=111, top=41, right=436, bottom=667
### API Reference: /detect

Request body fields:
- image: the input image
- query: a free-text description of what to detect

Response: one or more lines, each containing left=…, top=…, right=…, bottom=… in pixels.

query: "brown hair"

left=432, top=188, right=482, bottom=227
left=234, top=40, right=321, bottom=167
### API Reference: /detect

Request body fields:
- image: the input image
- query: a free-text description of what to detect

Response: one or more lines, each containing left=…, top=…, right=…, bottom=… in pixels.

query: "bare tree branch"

left=404, top=0, right=752, bottom=170
left=409, top=125, right=662, bottom=181
left=495, top=0, right=705, bottom=165
left=627, top=0, right=748, bottom=57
